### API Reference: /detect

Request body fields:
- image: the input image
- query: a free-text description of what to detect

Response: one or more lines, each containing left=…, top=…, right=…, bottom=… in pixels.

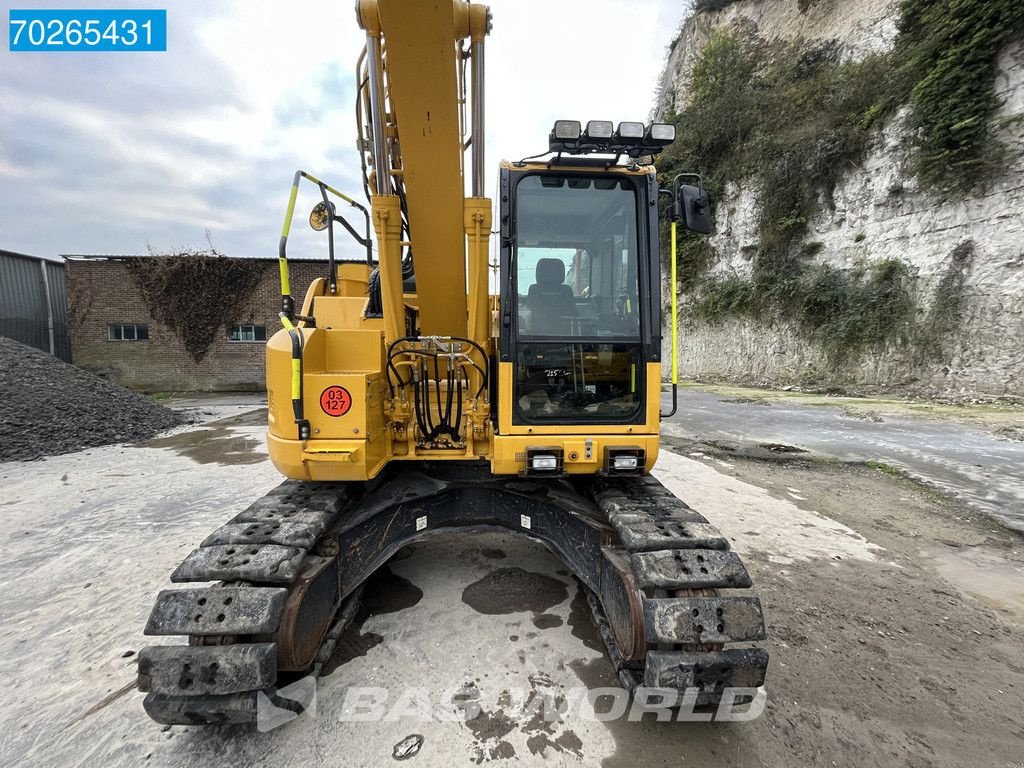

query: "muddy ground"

left=0, top=401, right=1022, bottom=767
left=655, top=441, right=1024, bottom=768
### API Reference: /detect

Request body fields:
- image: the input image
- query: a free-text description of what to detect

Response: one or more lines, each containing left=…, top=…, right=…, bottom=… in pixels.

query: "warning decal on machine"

left=320, top=385, right=353, bottom=417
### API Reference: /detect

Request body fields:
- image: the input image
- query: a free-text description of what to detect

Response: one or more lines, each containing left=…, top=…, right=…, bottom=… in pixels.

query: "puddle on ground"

left=758, top=442, right=808, bottom=454
left=532, top=613, right=563, bottom=630
left=930, top=546, right=1024, bottom=623
left=462, top=675, right=584, bottom=763
left=525, top=729, right=584, bottom=759
left=992, top=425, right=1024, bottom=442
left=140, top=426, right=265, bottom=466
left=362, top=565, right=424, bottom=614
left=461, top=567, right=568, bottom=615
left=465, top=704, right=517, bottom=744
left=567, top=653, right=617, bottom=691
left=321, top=566, right=424, bottom=676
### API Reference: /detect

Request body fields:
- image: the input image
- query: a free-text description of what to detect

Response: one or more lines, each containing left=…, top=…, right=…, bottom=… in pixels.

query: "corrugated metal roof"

left=0, top=248, right=62, bottom=264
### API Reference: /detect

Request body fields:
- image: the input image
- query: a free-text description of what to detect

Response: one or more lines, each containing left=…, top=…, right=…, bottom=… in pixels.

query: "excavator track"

left=139, top=481, right=356, bottom=725
left=140, top=469, right=767, bottom=724
left=585, top=476, right=767, bottom=705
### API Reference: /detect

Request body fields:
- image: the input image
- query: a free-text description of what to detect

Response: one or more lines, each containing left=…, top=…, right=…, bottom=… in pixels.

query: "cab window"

left=514, top=175, right=640, bottom=339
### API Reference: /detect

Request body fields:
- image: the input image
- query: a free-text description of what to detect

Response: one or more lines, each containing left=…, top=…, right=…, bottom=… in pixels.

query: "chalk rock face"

left=655, top=1, right=1024, bottom=397
left=657, top=0, right=901, bottom=116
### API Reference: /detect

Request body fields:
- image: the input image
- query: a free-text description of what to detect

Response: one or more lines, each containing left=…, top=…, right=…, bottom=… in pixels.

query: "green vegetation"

left=659, top=31, right=913, bottom=358
left=128, top=248, right=267, bottom=363
left=657, top=0, right=1024, bottom=360
left=919, top=240, right=975, bottom=358
left=897, top=0, right=1024, bottom=190
left=801, top=259, right=916, bottom=354
left=865, top=460, right=903, bottom=477
left=693, top=0, right=742, bottom=13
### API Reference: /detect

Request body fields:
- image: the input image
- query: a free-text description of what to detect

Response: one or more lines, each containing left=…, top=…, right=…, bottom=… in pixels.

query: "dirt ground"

left=678, top=382, right=1024, bottom=426
left=1, top=403, right=1022, bottom=767
left=654, top=441, right=1024, bottom=768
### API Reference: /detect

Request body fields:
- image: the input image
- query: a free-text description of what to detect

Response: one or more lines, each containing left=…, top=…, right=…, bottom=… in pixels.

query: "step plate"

left=170, top=544, right=306, bottom=584
left=138, top=643, right=276, bottom=696
left=144, top=587, right=288, bottom=636
left=643, top=597, right=766, bottom=645
left=631, top=549, right=751, bottom=590
left=644, top=648, right=769, bottom=692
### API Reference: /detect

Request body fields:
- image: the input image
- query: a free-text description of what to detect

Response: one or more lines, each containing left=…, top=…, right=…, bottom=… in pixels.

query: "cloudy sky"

left=1, top=0, right=687, bottom=262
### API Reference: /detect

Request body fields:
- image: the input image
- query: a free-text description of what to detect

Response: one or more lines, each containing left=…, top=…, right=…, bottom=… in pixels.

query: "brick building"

left=64, top=255, right=333, bottom=391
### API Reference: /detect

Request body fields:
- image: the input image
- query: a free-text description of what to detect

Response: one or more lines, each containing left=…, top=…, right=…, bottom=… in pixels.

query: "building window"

left=108, top=323, right=149, bottom=341
left=228, top=324, right=267, bottom=343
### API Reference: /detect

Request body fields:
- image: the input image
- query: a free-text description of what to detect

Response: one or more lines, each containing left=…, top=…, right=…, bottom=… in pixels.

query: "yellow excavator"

left=138, top=0, right=767, bottom=724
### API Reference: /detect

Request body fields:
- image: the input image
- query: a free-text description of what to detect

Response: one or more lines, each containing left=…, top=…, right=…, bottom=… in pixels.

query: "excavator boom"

left=359, top=0, right=472, bottom=337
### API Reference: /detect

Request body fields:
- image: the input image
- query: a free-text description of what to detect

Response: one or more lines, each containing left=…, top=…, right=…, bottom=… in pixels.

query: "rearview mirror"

left=309, top=200, right=335, bottom=232
left=680, top=184, right=712, bottom=235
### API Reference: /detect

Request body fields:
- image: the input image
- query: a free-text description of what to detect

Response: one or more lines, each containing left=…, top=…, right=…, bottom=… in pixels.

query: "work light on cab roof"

left=548, top=119, right=676, bottom=157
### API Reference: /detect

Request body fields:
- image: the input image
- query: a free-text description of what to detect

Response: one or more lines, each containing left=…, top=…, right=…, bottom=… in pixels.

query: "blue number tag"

left=8, top=9, right=167, bottom=52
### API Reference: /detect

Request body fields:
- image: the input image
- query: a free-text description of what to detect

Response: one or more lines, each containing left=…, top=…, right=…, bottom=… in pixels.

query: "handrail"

left=661, top=219, right=679, bottom=418
left=279, top=312, right=310, bottom=440
left=278, top=169, right=372, bottom=319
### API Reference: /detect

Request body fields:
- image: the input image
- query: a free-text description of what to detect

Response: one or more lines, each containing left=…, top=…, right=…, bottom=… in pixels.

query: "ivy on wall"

left=128, top=249, right=268, bottom=363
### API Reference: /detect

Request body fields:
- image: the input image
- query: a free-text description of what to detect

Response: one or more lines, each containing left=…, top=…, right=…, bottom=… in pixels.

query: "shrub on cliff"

left=897, top=0, right=1024, bottom=191
left=658, top=0, right=1024, bottom=361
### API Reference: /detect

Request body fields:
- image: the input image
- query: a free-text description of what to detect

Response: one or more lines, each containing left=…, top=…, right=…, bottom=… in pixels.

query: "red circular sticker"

left=320, top=386, right=352, bottom=417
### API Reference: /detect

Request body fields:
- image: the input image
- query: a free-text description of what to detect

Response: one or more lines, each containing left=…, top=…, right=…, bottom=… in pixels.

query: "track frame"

left=140, top=463, right=768, bottom=724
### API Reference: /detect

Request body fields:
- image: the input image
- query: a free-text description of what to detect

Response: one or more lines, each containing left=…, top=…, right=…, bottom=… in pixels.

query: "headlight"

left=552, top=120, right=582, bottom=140
left=531, top=455, right=559, bottom=471
left=585, top=120, right=614, bottom=140
left=616, top=121, right=644, bottom=140
left=524, top=446, right=564, bottom=476
left=646, top=123, right=676, bottom=144
left=604, top=447, right=645, bottom=475
left=612, top=455, right=639, bottom=471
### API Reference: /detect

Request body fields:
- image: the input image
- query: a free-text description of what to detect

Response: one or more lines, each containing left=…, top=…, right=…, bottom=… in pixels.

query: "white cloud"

left=0, top=0, right=685, bottom=260
left=485, top=0, right=681, bottom=177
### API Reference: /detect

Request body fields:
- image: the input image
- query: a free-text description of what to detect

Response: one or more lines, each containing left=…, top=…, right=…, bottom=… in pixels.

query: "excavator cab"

left=499, top=165, right=661, bottom=427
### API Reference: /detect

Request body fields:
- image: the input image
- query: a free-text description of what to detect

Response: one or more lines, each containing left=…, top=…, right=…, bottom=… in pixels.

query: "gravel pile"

left=0, top=337, right=187, bottom=461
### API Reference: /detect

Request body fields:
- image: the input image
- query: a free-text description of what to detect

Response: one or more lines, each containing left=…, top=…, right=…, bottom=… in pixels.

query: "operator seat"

left=527, top=258, right=576, bottom=334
